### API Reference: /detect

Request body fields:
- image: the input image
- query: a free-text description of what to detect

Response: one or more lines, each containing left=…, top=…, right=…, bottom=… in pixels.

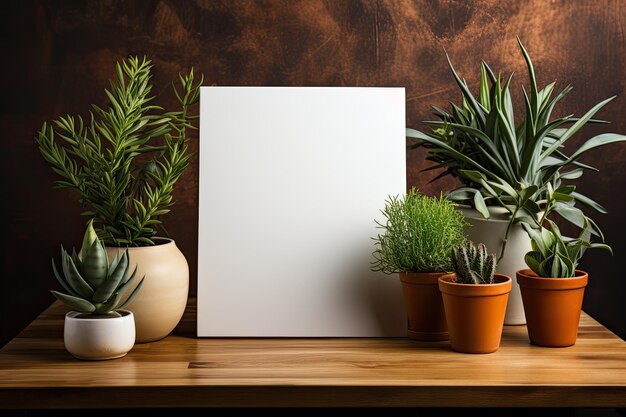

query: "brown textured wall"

left=1, top=0, right=625, bottom=345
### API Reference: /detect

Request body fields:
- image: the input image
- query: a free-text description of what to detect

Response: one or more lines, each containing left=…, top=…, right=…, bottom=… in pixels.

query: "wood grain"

left=0, top=300, right=625, bottom=408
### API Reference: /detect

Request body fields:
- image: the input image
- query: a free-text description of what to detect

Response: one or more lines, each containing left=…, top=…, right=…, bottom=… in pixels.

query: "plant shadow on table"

left=4, top=408, right=625, bottom=416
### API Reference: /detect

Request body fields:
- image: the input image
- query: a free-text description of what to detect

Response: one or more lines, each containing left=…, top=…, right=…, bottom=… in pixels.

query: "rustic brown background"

left=1, top=0, right=625, bottom=346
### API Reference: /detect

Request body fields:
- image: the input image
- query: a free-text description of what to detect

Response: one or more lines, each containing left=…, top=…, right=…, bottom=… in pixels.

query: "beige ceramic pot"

left=107, top=238, right=189, bottom=343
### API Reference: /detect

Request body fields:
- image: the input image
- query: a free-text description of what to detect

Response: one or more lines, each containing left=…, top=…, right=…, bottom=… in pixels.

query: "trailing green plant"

left=450, top=241, right=497, bottom=284
left=371, top=188, right=467, bottom=274
left=35, top=56, right=203, bottom=246
left=523, top=219, right=611, bottom=278
left=406, top=37, right=625, bottom=258
left=51, top=220, right=144, bottom=317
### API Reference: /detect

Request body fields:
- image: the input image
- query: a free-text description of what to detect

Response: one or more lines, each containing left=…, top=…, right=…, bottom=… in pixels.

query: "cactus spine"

left=451, top=241, right=496, bottom=284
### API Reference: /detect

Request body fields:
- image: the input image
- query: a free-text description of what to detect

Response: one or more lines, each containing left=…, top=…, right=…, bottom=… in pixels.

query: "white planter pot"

left=459, top=206, right=530, bottom=325
left=64, top=310, right=135, bottom=360
left=107, top=238, right=189, bottom=343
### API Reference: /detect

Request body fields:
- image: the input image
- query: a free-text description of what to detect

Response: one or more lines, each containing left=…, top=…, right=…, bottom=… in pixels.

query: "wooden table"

left=1, top=300, right=625, bottom=409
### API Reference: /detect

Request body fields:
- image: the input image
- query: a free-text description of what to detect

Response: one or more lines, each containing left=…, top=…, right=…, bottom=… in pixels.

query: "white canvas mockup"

left=198, top=87, right=406, bottom=336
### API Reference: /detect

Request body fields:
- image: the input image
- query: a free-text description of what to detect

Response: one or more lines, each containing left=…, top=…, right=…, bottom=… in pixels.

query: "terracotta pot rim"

left=400, top=271, right=447, bottom=285
left=106, top=237, right=175, bottom=249
left=439, top=273, right=512, bottom=297
left=516, top=268, right=588, bottom=280
left=516, top=268, right=588, bottom=290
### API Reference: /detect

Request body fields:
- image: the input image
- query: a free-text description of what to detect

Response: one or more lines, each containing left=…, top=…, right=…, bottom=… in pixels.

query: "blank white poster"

left=198, top=87, right=406, bottom=336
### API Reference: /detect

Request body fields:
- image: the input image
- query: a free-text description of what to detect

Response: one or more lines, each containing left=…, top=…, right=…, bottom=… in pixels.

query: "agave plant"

left=51, top=220, right=144, bottom=317
left=523, top=219, right=611, bottom=278
left=450, top=241, right=497, bottom=284
left=407, top=37, right=626, bottom=256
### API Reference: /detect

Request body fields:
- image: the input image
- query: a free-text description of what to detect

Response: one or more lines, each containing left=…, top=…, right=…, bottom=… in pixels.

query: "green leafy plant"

left=51, top=220, right=144, bottom=317
left=371, top=188, right=467, bottom=274
left=450, top=241, right=497, bottom=284
left=406, top=37, right=625, bottom=257
left=35, top=56, right=203, bottom=246
left=523, top=219, right=611, bottom=278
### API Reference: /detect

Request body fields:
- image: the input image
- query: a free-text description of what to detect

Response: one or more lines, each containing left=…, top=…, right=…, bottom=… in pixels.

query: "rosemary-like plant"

left=35, top=57, right=203, bottom=246
left=371, top=189, right=467, bottom=274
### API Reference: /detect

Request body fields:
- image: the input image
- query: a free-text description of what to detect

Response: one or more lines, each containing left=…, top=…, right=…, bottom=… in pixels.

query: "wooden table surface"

left=1, top=300, right=625, bottom=409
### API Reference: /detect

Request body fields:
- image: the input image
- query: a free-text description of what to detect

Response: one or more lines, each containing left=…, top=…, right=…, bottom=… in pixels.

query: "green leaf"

left=473, top=191, right=490, bottom=219
left=51, top=291, right=95, bottom=313
left=61, top=251, right=94, bottom=299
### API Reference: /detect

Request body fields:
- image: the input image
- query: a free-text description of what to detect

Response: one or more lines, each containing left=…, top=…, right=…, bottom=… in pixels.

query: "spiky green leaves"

left=371, top=189, right=467, bottom=274
left=51, top=221, right=145, bottom=315
left=451, top=241, right=497, bottom=284
left=407, top=37, right=626, bottom=260
left=523, top=220, right=611, bottom=278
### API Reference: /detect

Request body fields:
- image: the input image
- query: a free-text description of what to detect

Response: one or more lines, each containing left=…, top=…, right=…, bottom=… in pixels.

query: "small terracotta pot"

left=516, top=269, right=588, bottom=347
left=439, top=273, right=511, bottom=354
left=399, top=272, right=448, bottom=341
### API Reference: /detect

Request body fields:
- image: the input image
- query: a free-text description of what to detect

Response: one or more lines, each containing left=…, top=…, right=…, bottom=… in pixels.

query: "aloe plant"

left=51, top=220, right=144, bottom=317
left=450, top=241, right=497, bottom=284
left=407, top=37, right=626, bottom=257
left=523, top=219, right=611, bottom=278
left=35, top=57, right=203, bottom=246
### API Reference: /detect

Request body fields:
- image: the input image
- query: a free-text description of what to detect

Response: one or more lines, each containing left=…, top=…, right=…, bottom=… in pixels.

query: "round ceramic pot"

left=439, top=273, right=512, bottom=354
left=459, top=205, right=530, bottom=325
left=107, top=238, right=189, bottom=343
left=64, top=310, right=135, bottom=360
left=399, top=272, right=448, bottom=341
left=516, top=269, right=588, bottom=347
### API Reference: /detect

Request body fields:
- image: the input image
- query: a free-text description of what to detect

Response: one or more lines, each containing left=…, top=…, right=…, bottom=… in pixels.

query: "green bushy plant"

left=371, top=189, right=467, bottom=274
left=35, top=57, right=203, bottom=246
left=450, top=241, right=497, bottom=284
left=406, top=37, right=625, bottom=257
left=52, top=220, right=144, bottom=317
left=523, top=219, right=611, bottom=278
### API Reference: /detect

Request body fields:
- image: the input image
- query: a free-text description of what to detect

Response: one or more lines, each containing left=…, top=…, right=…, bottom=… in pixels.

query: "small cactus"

left=451, top=241, right=496, bottom=284
left=51, top=220, right=144, bottom=317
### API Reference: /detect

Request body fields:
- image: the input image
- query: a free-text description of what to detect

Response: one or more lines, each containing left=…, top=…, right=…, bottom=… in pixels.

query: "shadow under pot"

left=438, top=273, right=512, bottom=354
left=399, top=272, right=448, bottom=341
left=516, top=269, right=588, bottom=347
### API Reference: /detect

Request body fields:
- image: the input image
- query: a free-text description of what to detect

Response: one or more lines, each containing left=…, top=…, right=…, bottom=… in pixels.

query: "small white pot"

left=64, top=310, right=136, bottom=360
left=459, top=205, right=531, bottom=325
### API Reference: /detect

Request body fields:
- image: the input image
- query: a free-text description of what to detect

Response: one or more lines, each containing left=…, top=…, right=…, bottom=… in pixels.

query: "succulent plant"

left=407, top=37, right=625, bottom=259
left=523, top=219, right=611, bottom=278
left=451, top=241, right=497, bottom=284
left=51, top=220, right=144, bottom=317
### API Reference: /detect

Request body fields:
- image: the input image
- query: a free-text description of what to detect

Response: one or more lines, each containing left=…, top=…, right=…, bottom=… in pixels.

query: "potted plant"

left=407, top=37, right=626, bottom=325
left=372, top=189, right=467, bottom=341
left=35, top=57, right=202, bottom=342
left=439, top=241, right=511, bottom=353
left=517, top=219, right=611, bottom=347
left=51, top=220, right=144, bottom=360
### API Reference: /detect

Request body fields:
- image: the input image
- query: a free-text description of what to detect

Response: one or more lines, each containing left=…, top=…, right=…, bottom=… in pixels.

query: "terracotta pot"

left=107, top=238, right=189, bottom=343
left=516, top=269, right=588, bottom=347
left=399, top=272, right=448, bottom=341
left=64, top=310, right=135, bottom=360
left=459, top=206, right=530, bottom=325
left=439, top=273, right=511, bottom=354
